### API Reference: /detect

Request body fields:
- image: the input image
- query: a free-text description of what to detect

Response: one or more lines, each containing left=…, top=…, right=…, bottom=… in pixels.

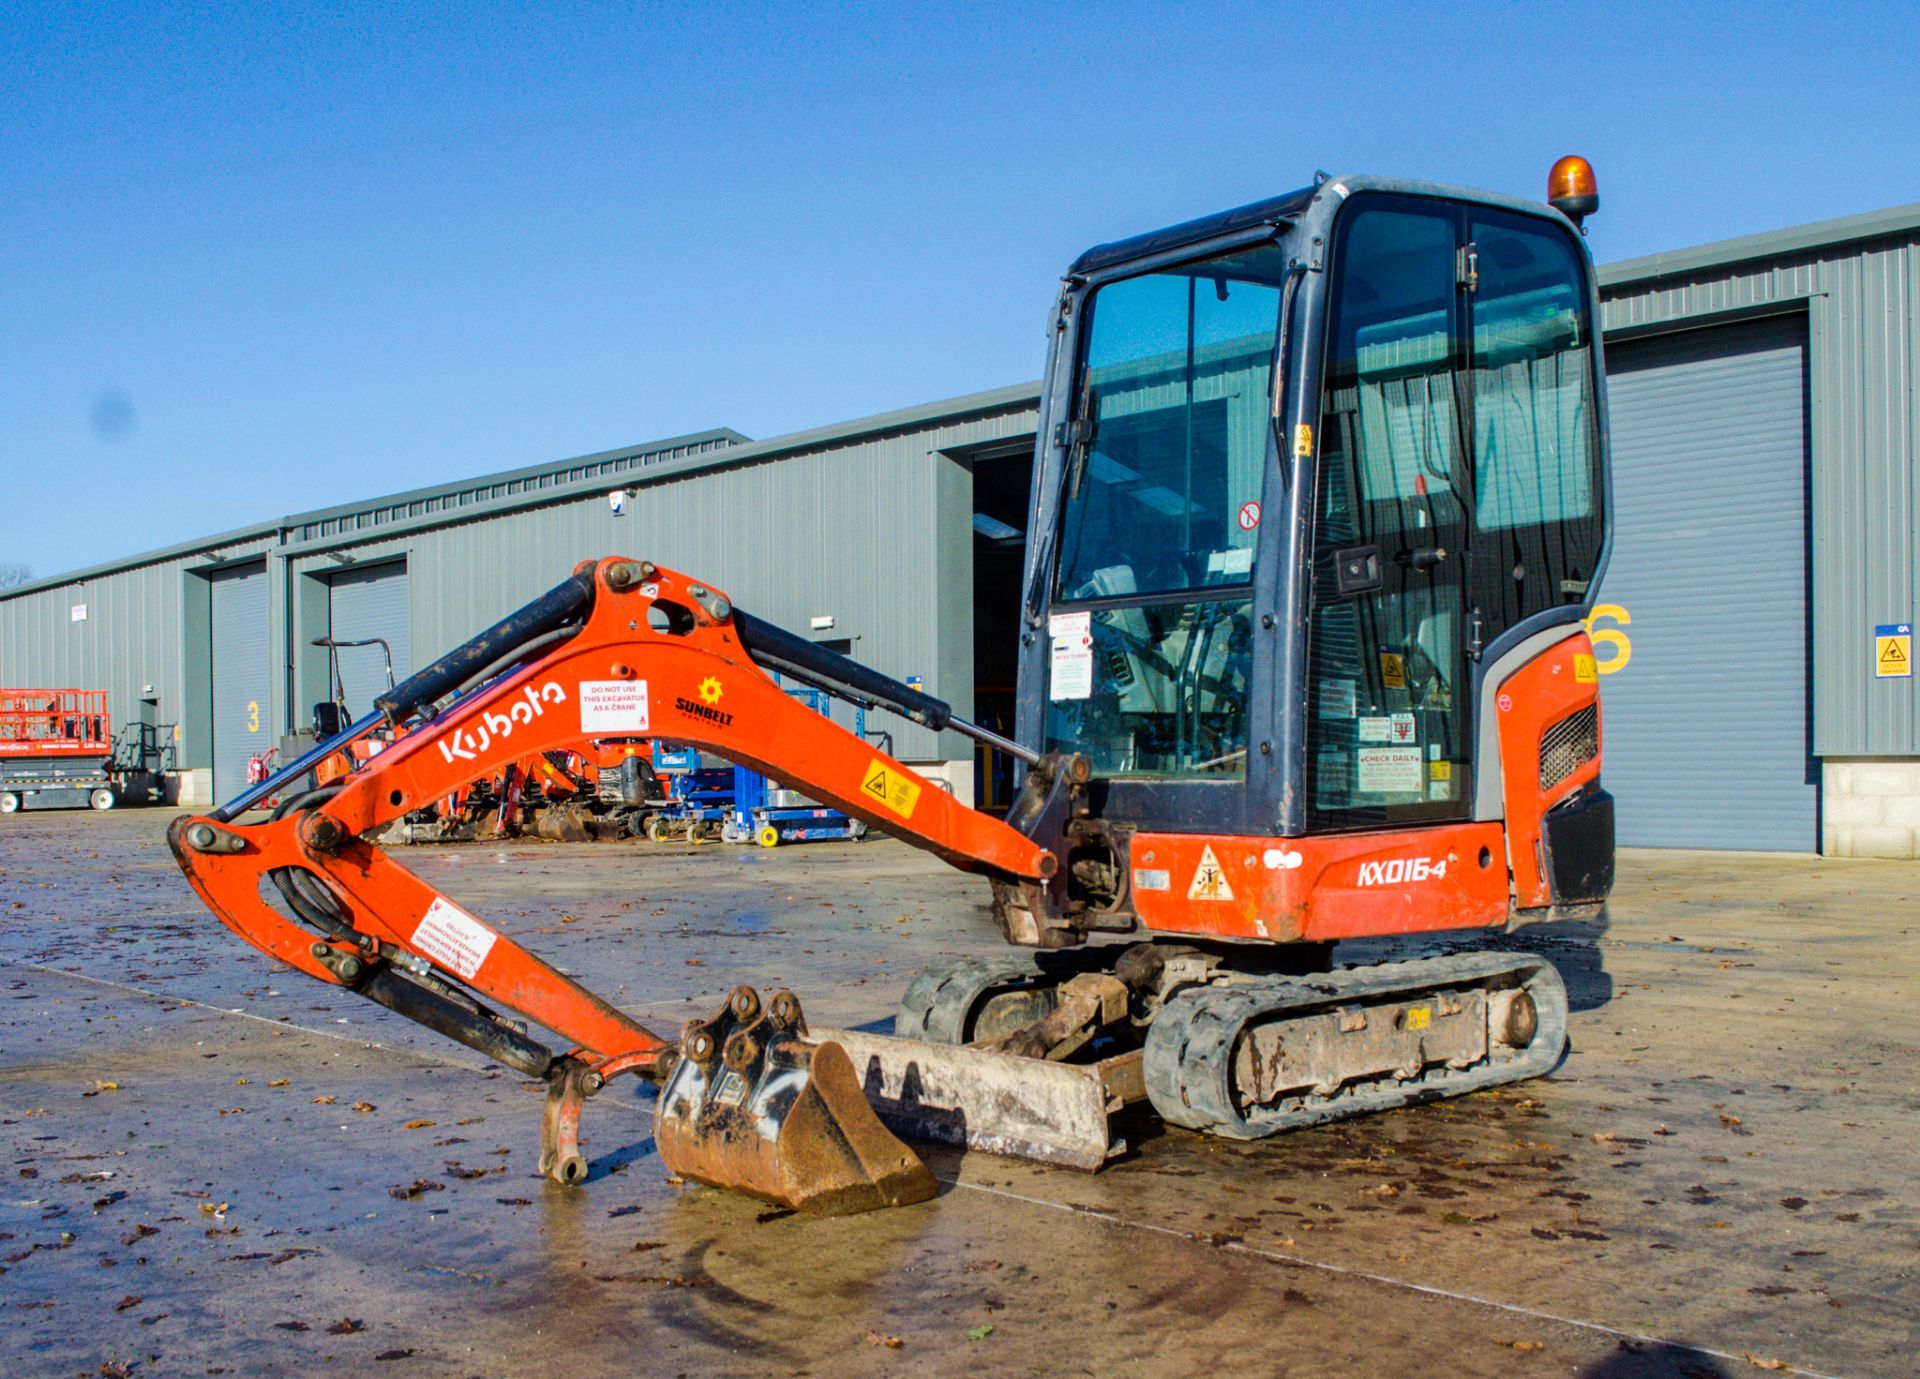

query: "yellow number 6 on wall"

left=1582, top=604, right=1632, bottom=675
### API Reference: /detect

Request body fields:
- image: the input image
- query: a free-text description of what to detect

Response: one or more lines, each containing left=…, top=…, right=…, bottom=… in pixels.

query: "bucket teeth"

left=654, top=987, right=937, bottom=1216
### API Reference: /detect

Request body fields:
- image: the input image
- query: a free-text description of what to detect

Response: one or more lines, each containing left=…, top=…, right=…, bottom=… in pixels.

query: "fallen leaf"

left=327, top=1317, right=365, bottom=1335
left=114, top=1295, right=141, bottom=1312
left=402, top=1120, right=436, bottom=1130
left=966, top=1324, right=995, bottom=1341
left=1743, top=1356, right=1790, bottom=1372
left=93, top=1081, right=120, bottom=1092
left=274, top=1320, right=310, bottom=1332
left=1361, top=1183, right=1398, bottom=1198
left=1493, top=1339, right=1544, bottom=1352
left=1779, top=1197, right=1807, bottom=1211
left=122, top=1223, right=158, bottom=1245
left=866, top=1332, right=904, bottom=1349
left=269, top=1079, right=289, bottom=1088
left=312, top=1095, right=336, bottom=1105
left=1719, top=1112, right=1743, bottom=1128
left=561, top=914, right=578, bottom=923
left=388, top=1179, right=446, bottom=1200
left=374, top=1348, right=414, bottom=1361
left=352, top=1102, right=376, bottom=1114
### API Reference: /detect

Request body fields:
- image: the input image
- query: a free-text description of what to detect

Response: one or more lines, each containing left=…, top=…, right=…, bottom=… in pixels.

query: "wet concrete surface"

left=1, top=810, right=1915, bottom=1377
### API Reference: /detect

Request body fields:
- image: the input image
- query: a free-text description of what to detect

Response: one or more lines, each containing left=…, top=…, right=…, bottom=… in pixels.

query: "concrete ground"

left=1, top=811, right=1914, bottom=1379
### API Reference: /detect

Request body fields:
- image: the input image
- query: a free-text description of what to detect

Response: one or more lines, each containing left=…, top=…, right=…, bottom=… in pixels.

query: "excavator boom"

left=169, top=556, right=1056, bottom=1213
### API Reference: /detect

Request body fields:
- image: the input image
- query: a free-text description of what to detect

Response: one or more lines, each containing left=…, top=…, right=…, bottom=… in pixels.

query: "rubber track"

left=1142, top=951, right=1569, bottom=1138
left=894, top=953, right=1051, bottom=1045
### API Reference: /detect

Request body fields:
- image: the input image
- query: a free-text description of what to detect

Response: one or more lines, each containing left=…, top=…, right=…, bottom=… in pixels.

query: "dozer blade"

left=820, top=1027, right=1136, bottom=1171
left=654, top=987, right=937, bottom=1216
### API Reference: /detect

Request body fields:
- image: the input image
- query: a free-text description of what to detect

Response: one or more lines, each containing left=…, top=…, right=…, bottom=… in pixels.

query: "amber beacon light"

left=1548, top=155, right=1599, bottom=228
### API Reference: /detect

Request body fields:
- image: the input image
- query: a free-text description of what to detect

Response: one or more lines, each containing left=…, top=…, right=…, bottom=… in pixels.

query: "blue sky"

left=5, top=0, right=1918, bottom=579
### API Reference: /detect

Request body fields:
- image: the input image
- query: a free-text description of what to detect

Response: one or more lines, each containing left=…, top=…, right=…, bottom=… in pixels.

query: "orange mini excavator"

left=171, top=163, right=1616, bottom=1215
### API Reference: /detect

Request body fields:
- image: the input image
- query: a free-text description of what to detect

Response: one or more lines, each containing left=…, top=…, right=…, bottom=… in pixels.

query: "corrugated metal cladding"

left=326, top=562, right=411, bottom=717
left=1599, top=317, right=1817, bottom=850
left=0, top=535, right=270, bottom=773
left=1601, top=219, right=1920, bottom=758
left=210, top=562, right=271, bottom=802
left=288, top=432, right=744, bottom=543
left=400, top=403, right=1039, bottom=763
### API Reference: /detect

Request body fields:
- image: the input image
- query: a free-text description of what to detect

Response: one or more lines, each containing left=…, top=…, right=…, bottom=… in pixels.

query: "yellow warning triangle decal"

left=1187, top=844, right=1235, bottom=901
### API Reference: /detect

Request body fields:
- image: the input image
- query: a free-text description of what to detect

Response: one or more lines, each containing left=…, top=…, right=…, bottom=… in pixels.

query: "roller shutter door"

left=1598, top=314, right=1815, bottom=850
left=327, top=562, right=411, bottom=717
left=209, top=562, right=271, bottom=805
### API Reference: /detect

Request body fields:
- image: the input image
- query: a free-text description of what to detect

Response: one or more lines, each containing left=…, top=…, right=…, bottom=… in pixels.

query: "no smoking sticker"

left=1237, top=501, right=1262, bottom=532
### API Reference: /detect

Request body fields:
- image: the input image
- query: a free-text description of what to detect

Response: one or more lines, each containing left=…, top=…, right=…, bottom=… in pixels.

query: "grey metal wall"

left=363, top=401, right=1040, bottom=764
left=0, top=534, right=272, bottom=774
left=1600, top=316, right=1817, bottom=849
left=210, top=562, right=272, bottom=802
left=326, top=562, right=411, bottom=717
left=1601, top=217, right=1920, bottom=758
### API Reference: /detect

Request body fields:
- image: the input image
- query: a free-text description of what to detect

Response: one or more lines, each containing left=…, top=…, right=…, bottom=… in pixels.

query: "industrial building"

left=6, top=198, right=1920, bottom=856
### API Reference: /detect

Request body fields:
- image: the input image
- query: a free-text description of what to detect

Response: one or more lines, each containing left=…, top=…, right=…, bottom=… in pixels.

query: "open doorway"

left=970, top=444, right=1035, bottom=810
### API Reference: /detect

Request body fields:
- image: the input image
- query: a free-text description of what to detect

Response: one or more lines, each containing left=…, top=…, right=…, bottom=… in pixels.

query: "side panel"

left=1126, top=822, right=1509, bottom=942
left=1495, top=632, right=1603, bottom=908
left=209, top=562, right=271, bottom=803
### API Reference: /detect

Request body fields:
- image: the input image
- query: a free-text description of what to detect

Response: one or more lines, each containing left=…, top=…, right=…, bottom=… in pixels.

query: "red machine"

left=169, top=163, right=1616, bottom=1216
left=0, top=689, right=117, bottom=813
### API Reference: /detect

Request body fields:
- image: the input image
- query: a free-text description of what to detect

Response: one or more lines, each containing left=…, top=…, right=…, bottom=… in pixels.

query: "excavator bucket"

left=653, top=987, right=938, bottom=1216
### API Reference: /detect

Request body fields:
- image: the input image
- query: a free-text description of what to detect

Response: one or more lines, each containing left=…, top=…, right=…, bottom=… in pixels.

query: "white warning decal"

left=412, top=896, right=499, bottom=980
left=1187, top=844, right=1235, bottom=901
left=580, top=680, right=650, bottom=734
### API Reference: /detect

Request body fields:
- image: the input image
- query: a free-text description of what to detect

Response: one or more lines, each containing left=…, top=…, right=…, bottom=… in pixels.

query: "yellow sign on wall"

left=1875, top=623, right=1912, bottom=679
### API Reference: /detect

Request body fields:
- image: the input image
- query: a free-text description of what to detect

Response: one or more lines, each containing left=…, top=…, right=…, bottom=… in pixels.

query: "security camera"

left=608, top=488, right=631, bottom=516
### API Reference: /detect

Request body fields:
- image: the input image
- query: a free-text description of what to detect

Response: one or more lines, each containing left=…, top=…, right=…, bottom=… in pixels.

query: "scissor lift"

left=0, top=688, right=117, bottom=813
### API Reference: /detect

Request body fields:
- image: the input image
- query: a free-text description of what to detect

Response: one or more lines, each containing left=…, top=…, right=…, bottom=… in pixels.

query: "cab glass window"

left=1054, top=245, right=1292, bottom=600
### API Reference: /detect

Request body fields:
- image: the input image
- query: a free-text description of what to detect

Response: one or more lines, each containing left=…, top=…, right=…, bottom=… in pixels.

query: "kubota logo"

left=436, top=683, right=567, bottom=764
left=1356, top=856, right=1448, bottom=886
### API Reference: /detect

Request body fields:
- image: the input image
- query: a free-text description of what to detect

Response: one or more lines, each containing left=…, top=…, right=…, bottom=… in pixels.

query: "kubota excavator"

left=170, top=161, right=1615, bottom=1216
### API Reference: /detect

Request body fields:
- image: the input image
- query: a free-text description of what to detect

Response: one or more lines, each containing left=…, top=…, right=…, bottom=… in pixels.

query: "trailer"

left=0, top=688, right=116, bottom=813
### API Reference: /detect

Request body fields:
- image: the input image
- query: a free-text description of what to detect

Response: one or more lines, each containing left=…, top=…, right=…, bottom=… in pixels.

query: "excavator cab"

left=1012, top=177, right=1613, bottom=940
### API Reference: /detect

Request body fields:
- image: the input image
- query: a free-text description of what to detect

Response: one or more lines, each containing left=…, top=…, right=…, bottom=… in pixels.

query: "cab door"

left=1302, top=195, right=1606, bottom=835
left=1305, top=197, right=1473, bottom=831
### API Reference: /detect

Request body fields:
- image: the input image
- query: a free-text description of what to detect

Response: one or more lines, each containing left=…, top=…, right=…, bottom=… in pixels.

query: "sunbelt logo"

left=437, top=683, right=567, bottom=763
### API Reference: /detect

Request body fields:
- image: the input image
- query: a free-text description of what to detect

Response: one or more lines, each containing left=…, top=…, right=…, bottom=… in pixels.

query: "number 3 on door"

left=1582, top=604, right=1631, bottom=675
left=246, top=700, right=259, bottom=733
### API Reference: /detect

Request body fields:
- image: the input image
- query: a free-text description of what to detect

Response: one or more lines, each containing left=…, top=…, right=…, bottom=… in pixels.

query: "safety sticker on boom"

left=1188, top=844, right=1235, bottom=901
left=860, top=759, right=922, bottom=819
left=412, top=896, right=499, bottom=980
left=580, top=680, right=650, bottom=734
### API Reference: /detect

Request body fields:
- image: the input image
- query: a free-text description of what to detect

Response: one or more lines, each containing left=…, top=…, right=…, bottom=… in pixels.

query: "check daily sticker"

left=412, top=897, right=498, bottom=981
left=1357, top=746, right=1423, bottom=794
